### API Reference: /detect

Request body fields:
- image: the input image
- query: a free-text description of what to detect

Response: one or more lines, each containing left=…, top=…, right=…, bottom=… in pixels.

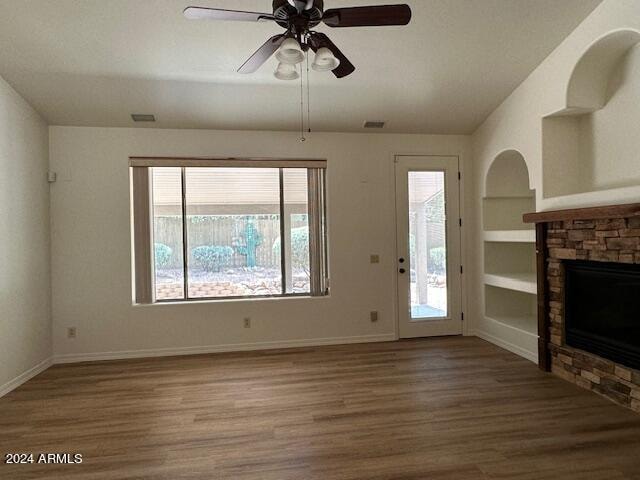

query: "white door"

left=395, top=156, right=462, bottom=338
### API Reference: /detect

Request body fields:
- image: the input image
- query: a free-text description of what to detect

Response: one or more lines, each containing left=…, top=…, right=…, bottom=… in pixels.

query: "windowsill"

left=132, top=294, right=330, bottom=307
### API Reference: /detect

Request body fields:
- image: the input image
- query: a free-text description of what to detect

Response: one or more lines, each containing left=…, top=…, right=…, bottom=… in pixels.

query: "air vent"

left=364, top=121, right=385, bottom=129
left=131, top=114, right=156, bottom=122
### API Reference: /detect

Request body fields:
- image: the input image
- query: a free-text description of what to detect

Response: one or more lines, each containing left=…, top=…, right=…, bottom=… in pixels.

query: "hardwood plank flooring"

left=1, top=337, right=640, bottom=479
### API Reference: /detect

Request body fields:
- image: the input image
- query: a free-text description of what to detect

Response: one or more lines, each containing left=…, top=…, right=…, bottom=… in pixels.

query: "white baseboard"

left=474, top=329, right=538, bottom=364
left=0, top=357, right=53, bottom=398
left=53, top=333, right=398, bottom=364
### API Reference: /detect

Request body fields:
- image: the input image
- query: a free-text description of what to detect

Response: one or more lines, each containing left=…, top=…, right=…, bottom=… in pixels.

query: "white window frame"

left=130, top=157, right=328, bottom=304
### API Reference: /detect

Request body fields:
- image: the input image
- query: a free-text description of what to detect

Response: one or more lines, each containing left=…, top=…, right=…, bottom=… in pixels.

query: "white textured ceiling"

left=0, top=0, right=601, bottom=134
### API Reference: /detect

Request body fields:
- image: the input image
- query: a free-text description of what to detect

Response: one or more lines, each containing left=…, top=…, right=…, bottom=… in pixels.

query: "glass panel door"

left=396, top=156, right=462, bottom=338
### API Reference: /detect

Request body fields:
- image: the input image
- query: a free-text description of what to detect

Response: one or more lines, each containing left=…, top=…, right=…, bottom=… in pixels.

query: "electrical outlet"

left=243, top=317, right=251, bottom=328
left=370, top=254, right=380, bottom=264
left=67, top=327, right=77, bottom=339
left=370, top=311, right=379, bottom=323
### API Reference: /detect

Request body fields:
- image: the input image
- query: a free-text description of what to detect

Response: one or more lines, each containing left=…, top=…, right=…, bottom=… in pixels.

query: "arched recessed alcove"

left=567, top=30, right=640, bottom=111
left=543, top=29, right=640, bottom=199
left=481, top=150, right=538, bottom=359
left=483, top=150, right=535, bottom=231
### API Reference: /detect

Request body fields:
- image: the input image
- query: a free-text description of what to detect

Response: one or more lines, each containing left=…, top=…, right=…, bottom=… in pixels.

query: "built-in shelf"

left=483, top=230, right=535, bottom=242
left=484, top=241, right=536, bottom=286
left=483, top=195, right=534, bottom=201
left=483, top=196, right=535, bottom=231
left=484, top=272, right=537, bottom=294
left=482, top=150, right=538, bottom=364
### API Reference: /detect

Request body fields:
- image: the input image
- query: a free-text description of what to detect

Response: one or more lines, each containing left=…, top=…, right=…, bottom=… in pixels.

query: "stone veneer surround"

left=544, top=216, right=640, bottom=412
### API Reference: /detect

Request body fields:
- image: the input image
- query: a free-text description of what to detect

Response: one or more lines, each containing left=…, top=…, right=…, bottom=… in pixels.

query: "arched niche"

left=543, top=29, right=640, bottom=198
left=485, top=150, right=533, bottom=197
left=567, top=29, right=640, bottom=111
left=483, top=150, right=535, bottom=231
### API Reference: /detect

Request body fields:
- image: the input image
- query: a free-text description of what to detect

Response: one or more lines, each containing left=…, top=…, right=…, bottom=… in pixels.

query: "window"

left=130, top=158, right=328, bottom=303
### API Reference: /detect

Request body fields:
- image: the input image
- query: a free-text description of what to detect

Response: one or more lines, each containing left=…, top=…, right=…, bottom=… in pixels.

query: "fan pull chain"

left=299, top=62, right=305, bottom=142
left=306, top=50, right=311, bottom=133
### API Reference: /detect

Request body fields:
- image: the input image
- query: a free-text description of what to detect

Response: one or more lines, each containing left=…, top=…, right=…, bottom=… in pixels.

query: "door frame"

left=392, top=154, right=468, bottom=339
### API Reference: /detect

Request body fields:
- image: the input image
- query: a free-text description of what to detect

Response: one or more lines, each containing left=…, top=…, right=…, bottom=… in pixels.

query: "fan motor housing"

left=272, top=0, right=324, bottom=30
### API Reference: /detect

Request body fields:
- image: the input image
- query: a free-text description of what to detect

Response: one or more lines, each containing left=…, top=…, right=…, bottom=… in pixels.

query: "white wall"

left=0, top=75, right=51, bottom=392
left=49, top=127, right=470, bottom=361
left=470, top=0, right=640, bottom=349
left=579, top=43, right=640, bottom=192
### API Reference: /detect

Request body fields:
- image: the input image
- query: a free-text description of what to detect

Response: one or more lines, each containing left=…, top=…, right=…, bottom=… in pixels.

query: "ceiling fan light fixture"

left=287, top=0, right=315, bottom=11
left=274, top=62, right=300, bottom=81
left=275, top=37, right=305, bottom=65
left=311, top=47, right=340, bottom=72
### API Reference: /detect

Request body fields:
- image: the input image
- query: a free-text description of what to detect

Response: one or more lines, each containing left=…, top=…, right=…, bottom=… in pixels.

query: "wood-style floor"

left=2, top=337, right=640, bottom=480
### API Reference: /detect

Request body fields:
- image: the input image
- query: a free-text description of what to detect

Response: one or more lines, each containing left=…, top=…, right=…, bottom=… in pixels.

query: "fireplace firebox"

left=565, top=260, right=640, bottom=370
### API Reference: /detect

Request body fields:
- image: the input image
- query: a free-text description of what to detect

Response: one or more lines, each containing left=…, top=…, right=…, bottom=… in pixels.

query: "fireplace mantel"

left=523, top=203, right=640, bottom=224
left=521, top=203, right=640, bottom=413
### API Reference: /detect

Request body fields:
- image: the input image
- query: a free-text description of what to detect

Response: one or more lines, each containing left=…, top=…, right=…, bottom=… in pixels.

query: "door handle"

left=399, top=268, right=406, bottom=274
left=399, top=257, right=405, bottom=263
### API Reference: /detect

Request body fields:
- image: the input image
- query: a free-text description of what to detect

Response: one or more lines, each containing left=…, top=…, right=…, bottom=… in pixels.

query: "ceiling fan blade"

left=183, top=6, right=275, bottom=22
left=323, top=4, right=411, bottom=28
left=238, top=35, right=287, bottom=74
left=308, top=33, right=356, bottom=79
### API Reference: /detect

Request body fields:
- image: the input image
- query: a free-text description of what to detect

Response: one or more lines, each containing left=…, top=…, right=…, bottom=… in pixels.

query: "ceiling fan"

left=184, top=1, right=412, bottom=79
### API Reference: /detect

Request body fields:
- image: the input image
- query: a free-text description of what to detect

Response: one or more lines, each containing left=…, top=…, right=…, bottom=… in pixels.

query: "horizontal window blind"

left=129, top=157, right=327, bottom=169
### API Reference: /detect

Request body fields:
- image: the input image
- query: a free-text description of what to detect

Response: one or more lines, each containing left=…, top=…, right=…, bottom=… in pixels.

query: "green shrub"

left=191, top=245, right=234, bottom=272
left=154, top=243, right=173, bottom=269
left=273, top=227, right=309, bottom=274
left=429, top=247, right=446, bottom=275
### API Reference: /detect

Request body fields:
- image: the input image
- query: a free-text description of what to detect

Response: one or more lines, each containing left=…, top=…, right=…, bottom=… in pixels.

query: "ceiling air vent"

left=131, top=114, right=156, bottom=122
left=363, top=121, right=385, bottom=129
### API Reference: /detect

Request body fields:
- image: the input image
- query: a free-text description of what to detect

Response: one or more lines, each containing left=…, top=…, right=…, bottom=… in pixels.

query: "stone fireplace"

left=524, top=204, right=640, bottom=413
